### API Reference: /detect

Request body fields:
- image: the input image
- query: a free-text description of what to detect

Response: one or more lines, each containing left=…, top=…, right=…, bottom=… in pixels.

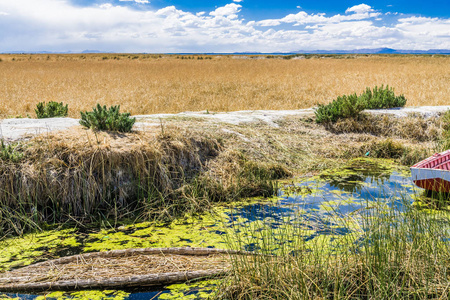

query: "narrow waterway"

left=2, top=158, right=425, bottom=300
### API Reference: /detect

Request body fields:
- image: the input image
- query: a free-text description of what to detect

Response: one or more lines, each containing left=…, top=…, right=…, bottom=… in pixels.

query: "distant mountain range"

left=293, top=48, right=450, bottom=55
left=2, top=48, right=449, bottom=55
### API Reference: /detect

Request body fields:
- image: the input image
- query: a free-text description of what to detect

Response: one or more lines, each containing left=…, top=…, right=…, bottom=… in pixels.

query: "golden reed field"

left=0, top=54, right=449, bottom=118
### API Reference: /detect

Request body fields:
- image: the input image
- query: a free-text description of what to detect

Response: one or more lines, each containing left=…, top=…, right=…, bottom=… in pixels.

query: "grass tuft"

left=0, top=140, right=24, bottom=163
left=438, top=110, right=450, bottom=151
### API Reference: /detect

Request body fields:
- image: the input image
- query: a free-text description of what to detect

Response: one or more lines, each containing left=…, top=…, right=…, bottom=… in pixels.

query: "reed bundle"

left=0, top=247, right=244, bottom=292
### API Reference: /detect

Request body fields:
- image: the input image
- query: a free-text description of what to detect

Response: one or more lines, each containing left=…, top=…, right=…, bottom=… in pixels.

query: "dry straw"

left=0, top=126, right=223, bottom=234
left=0, top=247, right=250, bottom=292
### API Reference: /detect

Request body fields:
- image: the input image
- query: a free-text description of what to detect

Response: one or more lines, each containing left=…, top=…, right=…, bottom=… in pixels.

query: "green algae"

left=319, top=199, right=358, bottom=212
left=83, top=212, right=231, bottom=252
left=319, top=157, right=399, bottom=191
left=159, top=280, right=221, bottom=299
left=35, top=290, right=129, bottom=300
left=0, top=295, right=19, bottom=300
left=0, top=228, right=81, bottom=271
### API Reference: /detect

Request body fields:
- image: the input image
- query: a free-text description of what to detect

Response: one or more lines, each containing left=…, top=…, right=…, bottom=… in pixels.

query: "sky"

left=0, top=0, right=449, bottom=53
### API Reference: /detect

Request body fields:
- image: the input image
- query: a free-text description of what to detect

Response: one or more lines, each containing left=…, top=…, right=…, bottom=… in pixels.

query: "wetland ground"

left=1, top=107, right=449, bottom=299
left=1, top=53, right=449, bottom=299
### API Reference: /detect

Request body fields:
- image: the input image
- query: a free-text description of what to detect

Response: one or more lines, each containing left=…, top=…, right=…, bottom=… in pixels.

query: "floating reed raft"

left=0, top=247, right=244, bottom=292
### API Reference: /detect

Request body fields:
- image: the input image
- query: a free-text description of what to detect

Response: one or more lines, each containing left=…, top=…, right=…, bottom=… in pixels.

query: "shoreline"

left=1, top=106, right=449, bottom=143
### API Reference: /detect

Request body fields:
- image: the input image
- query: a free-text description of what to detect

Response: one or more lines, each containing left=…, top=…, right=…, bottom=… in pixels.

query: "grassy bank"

left=0, top=125, right=289, bottom=236
left=0, top=108, right=442, bottom=237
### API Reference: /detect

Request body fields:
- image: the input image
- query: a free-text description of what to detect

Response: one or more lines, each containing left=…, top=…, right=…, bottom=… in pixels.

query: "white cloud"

left=0, top=1, right=448, bottom=53
left=346, top=4, right=373, bottom=14
left=233, top=0, right=243, bottom=2
left=209, top=3, right=241, bottom=18
left=119, top=0, right=149, bottom=3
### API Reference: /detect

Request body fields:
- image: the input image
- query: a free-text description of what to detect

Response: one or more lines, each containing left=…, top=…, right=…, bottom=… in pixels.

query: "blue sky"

left=0, top=0, right=449, bottom=52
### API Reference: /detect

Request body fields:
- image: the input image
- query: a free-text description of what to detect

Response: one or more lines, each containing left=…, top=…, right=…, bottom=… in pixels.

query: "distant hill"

left=293, top=48, right=450, bottom=55
left=1, top=48, right=449, bottom=55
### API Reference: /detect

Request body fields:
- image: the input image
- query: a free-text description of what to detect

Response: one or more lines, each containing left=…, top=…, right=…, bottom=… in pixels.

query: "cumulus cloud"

left=256, top=4, right=380, bottom=27
left=0, top=0, right=448, bottom=53
left=345, top=4, right=373, bottom=14
left=119, top=0, right=149, bottom=3
left=209, top=3, right=241, bottom=18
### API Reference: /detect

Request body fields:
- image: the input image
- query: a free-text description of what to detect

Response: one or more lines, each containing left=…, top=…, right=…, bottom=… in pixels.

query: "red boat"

left=411, top=150, right=450, bottom=192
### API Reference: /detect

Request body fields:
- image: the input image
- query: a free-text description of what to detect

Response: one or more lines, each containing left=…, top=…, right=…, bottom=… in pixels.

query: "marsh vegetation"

left=1, top=55, right=450, bottom=299
left=0, top=54, right=449, bottom=118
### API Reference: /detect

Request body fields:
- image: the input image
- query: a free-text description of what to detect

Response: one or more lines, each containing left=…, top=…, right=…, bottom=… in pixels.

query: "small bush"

left=35, top=101, right=68, bottom=118
left=80, top=104, right=136, bottom=132
left=315, top=94, right=365, bottom=123
left=359, top=85, right=407, bottom=109
left=315, top=85, right=407, bottom=123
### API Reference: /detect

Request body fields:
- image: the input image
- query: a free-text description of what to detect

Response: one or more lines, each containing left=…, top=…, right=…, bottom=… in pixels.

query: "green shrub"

left=35, top=101, right=68, bottom=118
left=315, top=85, right=407, bottom=123
left=359, top=85, right=407, bottom=109
left=80, top=104, right=136, bottom=132
left=315, top=93, right=365, bottom=123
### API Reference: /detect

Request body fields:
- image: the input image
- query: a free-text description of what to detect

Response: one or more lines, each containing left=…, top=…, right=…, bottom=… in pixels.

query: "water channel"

left=2, top=158, right=430, bottom=299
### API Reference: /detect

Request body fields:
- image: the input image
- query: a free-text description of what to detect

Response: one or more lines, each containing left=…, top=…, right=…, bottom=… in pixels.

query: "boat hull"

left=411, top=167, right=450, bottom=192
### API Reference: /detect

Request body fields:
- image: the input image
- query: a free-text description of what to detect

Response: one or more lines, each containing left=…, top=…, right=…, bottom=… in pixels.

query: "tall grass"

left=218, top=192, right=450, bottom=299
left=0, top=55, right=448, bottom=118
left=0, top=128, right=286, bottom=236
left=438, top=110, right=450, bottom=151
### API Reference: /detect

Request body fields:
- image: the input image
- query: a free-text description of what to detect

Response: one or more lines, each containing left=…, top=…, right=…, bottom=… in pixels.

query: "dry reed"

left=0, top=247, right=240, bottom=292
left=0, top=123, right=287, bottom=235
left=0, top=54, right=448, bottom=118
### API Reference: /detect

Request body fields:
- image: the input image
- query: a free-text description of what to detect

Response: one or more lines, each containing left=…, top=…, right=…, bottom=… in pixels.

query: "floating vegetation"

left=34, top=290, right=129, bottom=300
